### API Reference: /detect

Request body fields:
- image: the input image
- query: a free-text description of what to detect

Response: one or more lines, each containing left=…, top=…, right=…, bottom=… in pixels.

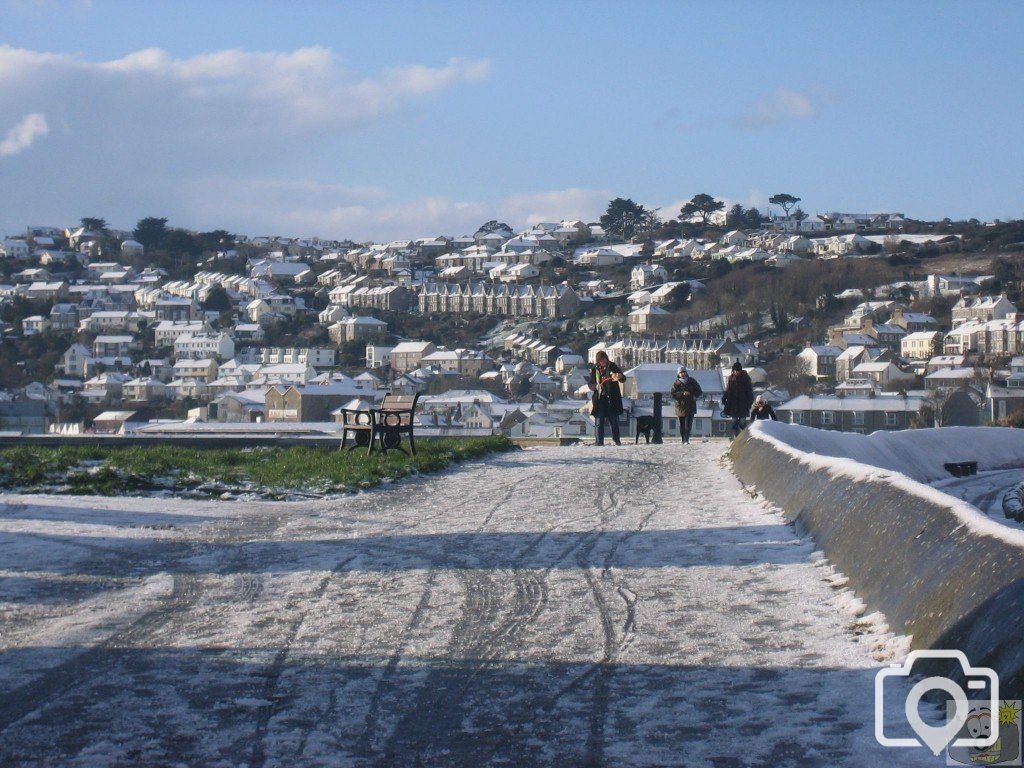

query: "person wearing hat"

left=750, top=395, right=777, bottom=422
left=670, top=366, right=703, bottom=444
left=588, top=350, right=625, bottom=446
left=722, top=361, right=754, bottom=438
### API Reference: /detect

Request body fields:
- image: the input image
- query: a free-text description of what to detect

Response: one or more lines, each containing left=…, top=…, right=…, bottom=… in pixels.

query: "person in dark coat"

left=588, top=350, right=625, bottom=446
left=722, top=361, right=754, bottom=438
left=670, top=366, right=703, bottom=444
left=750, top=395, right=777, bottom=422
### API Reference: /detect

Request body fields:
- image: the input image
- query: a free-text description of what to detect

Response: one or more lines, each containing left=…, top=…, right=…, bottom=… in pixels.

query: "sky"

left=0, top=0, right=1022, bottom=242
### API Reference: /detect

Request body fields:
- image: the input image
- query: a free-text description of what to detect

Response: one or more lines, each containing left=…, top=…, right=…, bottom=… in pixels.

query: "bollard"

left=652, top=392, right=664, bottom=444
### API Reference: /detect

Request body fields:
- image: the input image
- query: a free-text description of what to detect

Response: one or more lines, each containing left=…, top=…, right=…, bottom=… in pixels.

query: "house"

left=212, top=391, right=266, bottom=422
left=233, top=322, right=266, bottom=343
left=122, top=377, right=170, bottom=403
left=170, top=358, right=220, bottom=397
left=631, top=263, right=668, bottom=289
left=987, top=382, right=1024, bottom=422
left=26, top=281, right=69, bottom=301
left=835, top=346, right=879, bottom=382
left=861, top=319, right=906, bottom=350
left=92, top=410, right=141, bottom=434
left=719, top=230, right=748, bottom=247
left=0, top=400, right=47, bottom=433
left=173, top=332, right=235, bottom=362
left=22, top=315, right=50, bottom=335
left=79, top=311, right=146, bottom=334
left=59, top=343, right=93, bottom=377
left=951, top=295, right=1016, bottom=326
left=889, top=308, right=937, bottom=333
left=901, top=331, right=943, bottom=360
left=266, top=382, right=366, bottom=422
left=798, top=345, right=843, bottom=380
left=81, top=371, right=131, bottom=404
left=390, top=341, right=437, bottom=373
left=121, top=239, right=144, bottom=258
left=49, top=303, right=78, bottom=331
left=258, top=363, right=317, bottom=387
left=925, top=367, right=979, bottom=391
left=628, top=304, right=673, bottom=334
left=420, top=348, right=494, bottom=377
left=366, top=344, right=395, bottom=369
left=778, top=393, right=927, bottom=432
left=330, top=316, right=390, bottom=344
left=850, top=361, right=917, bottom=388
left=93, top=335, right=136, bottom=358
left=154, top=320, right=210, bottom=346
left=154, top=298, right=199, bottom=322
left=943, top=320, right=985, bottom=355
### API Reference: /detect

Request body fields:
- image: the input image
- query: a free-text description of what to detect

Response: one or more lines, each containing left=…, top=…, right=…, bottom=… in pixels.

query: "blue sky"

left=1, top=0, right=1021, bottom=241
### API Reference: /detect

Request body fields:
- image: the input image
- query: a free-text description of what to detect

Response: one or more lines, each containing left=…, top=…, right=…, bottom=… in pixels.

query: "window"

left=790, top=411, right=803, bottom=425
left=852, top=412, right=865, bottom=426
left=821, top=411, right=835, bottom=425
left=884, top=412, right=899, bottom=427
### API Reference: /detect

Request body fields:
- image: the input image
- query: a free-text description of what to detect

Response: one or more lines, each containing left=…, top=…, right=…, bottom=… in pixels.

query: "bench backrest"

left=379, top=393, right=418, bottom=412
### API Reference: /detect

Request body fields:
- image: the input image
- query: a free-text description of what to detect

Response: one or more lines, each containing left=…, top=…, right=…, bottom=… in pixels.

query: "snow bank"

left=730, top=421, right=1024, bottom=695
left=750, top=420, right=1024, bottom=484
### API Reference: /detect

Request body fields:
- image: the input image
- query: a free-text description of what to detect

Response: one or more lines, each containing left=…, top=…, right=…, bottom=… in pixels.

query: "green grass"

left=0, top=437, right=516, bottom=498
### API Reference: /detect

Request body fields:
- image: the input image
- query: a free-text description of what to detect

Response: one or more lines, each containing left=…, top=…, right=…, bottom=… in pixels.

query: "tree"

left=768, top=194, right=801, bottom=217
left=201, top=284, right=234, bottom=313
left=134, top=217, right=169, bottom=250
left=196, top=229, right=234, bottom=253
left=744, top=207, right=766, bottom=228
left=639, top=207, right=662, bottom=239
left=791, top=207, right=809, bottom=231
left=726, top=204, right=746, bottom=228
left=600, top=198, right=648, bottom=240
left=679, top=194, right=725, bottom=226
left=476, top=220, right=512, bottom=235
left=79, top=217, right=107, bottom=232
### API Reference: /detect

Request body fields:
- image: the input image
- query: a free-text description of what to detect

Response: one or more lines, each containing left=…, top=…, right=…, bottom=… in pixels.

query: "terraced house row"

left=418, top=281, right=578, bottom=318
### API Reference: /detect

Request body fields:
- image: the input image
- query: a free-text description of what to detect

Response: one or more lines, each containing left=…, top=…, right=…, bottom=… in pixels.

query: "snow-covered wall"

left=730, top=421, right=1024, bottom=694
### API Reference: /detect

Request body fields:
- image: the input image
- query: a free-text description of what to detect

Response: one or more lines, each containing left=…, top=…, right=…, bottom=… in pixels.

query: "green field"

left=0, top=437, right=516, bottom=499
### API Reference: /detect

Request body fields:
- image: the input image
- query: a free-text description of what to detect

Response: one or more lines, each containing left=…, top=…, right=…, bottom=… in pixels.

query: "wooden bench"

left=339, top=392, right=419, bottom=456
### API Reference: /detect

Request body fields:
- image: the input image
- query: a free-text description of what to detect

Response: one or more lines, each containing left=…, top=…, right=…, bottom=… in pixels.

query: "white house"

left=173, top=332, right=235, bottom=361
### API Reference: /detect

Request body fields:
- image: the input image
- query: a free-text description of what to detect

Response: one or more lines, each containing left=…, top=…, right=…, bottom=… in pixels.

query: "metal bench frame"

left=339, top=392, right=419, bottom=456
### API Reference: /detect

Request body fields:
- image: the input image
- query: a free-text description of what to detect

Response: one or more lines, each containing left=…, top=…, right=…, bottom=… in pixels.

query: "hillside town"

left=1, top=204, right=1023, bottom=440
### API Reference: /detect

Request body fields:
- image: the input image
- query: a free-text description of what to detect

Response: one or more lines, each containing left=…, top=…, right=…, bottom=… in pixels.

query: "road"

left=0, top=441, right=939, bottom=767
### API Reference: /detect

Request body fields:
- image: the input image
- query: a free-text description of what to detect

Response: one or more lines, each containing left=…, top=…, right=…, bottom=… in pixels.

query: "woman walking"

left=722, top=361, right=754, bottom=438
left=588, top=350, right=625, bottom=446
left=670, top=367, right=703, bottom=443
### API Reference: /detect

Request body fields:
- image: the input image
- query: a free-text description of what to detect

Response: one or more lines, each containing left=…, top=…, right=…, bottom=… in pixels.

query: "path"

left=0, top=442, right=940, bottom=767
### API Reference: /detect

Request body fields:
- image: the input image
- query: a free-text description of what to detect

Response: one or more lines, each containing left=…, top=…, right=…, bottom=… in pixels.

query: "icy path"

left=0, top=442, right=939, bottom=767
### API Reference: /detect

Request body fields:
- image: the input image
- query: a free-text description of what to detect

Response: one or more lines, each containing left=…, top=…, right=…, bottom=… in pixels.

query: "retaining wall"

left=730, top=421, right=1024, bottom=695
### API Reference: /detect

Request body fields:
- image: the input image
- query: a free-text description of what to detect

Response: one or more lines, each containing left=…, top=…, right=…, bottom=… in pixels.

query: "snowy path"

left=0, top=442, right=940, bottom=767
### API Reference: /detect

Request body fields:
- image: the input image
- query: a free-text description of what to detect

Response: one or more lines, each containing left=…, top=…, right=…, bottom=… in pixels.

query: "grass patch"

left=0, top=437, right=516, bottom=499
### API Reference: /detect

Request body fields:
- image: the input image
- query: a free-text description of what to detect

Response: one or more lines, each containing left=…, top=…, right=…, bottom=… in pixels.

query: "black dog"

left=635, top=415, right=655, bottom=444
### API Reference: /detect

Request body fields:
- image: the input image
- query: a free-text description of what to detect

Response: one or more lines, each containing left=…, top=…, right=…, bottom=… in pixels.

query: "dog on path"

left=635, top=415, right=655, bottom=444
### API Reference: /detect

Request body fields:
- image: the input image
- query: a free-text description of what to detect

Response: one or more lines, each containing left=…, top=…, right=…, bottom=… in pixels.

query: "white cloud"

left=174, top=179, right=612, bottom=241
left=72, top=46, right=488, bottom=128
left=735, top=88, right=835, bottom=129
left=0, top=112, right=48, bottom=157
left=0, top=44, right=492, bottom=237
